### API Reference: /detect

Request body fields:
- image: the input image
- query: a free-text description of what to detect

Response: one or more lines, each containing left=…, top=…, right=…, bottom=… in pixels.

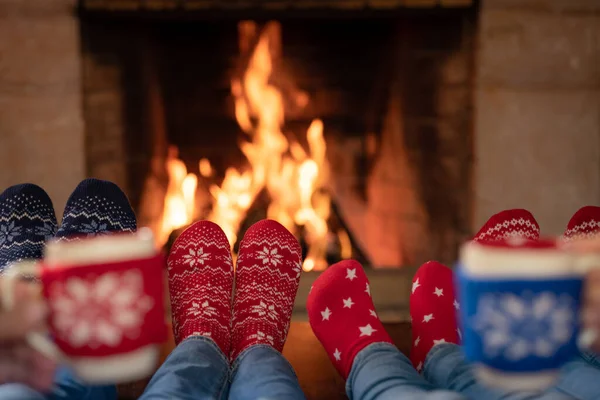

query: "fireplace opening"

left=79, top=4, right=476, bottom=270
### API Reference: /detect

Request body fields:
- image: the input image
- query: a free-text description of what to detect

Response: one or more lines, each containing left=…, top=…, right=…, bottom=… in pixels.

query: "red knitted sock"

left=410, top=261, right=460, bottom=372
left=564, top=206, right=600, bottom=241
left=167, top=220, right=234, bottom=356
left=230, top=219, right=303, bottom=362
left=307, top=260, right=393, bottom=379
left=473, top=209, right=540, bottom=242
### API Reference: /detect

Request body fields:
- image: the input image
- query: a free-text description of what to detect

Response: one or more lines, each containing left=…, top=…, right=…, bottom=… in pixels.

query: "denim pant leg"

left=140, top=336, right=230, bottom=400
left=552, top=353, right=600, bottom=400
left=580, top=351, right=600, bottom=369
left=0, top=366, right=117, bottom=400
left=229, top=345, right=305, bottom=400
left=424, top=343, right=573, bottom=400
left=346, top=342, right=466, bottom=400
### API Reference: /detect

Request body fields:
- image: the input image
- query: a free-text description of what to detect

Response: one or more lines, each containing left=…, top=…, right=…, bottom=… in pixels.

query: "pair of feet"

left=305, top=209, right=546, bottom=379
left=0, top=179, right=136, bottom=391
left=409, top=206, right=600, bottom=373
left=305, top=258, right=462, bottom=379
left=167, top=219, right=303, bottom=362
left=0, top=179, right=136, bottom=270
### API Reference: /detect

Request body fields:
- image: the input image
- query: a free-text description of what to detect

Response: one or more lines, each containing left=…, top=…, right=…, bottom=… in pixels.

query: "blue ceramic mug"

left=457, top=238, right=584, bottom=391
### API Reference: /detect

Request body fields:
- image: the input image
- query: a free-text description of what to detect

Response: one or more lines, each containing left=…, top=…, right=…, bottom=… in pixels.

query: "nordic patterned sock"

left=55, top=179, right=136, bottom=240
left=307, top=260, right=393, bottom=379
left=563, top=206, right=600, bottom=241
left=230, top=219, right=303, bottom=362
left=473, top=209, right=539, bottom=243
left=0, top=184, right=57, bottom=271
left=168, top=220, right=234, bottom=355
left=409, top=261, right=460, bottom=372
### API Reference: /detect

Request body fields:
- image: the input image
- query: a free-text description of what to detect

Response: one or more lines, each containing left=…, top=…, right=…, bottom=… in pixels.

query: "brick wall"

left=474, top=0, right=600, bottom=234
left=0, top=0, right=85, bottom=218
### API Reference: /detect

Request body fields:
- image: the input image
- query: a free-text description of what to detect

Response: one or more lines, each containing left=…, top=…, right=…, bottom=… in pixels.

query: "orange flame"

left=158, top=22, right=331, bottom=271
left=158, top=147, right=197, bottom=246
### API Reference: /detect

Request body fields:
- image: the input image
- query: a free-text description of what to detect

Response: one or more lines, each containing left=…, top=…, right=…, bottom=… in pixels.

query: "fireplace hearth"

left=79, top=0, right=476, bottom=272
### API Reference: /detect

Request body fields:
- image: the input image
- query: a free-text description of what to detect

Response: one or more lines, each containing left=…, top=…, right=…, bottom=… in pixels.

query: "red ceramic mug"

left=1, top=229, right=168, bottom=384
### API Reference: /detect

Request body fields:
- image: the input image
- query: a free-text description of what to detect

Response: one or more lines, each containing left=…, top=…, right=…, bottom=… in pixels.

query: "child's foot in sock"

left=56, top=179, right=136, bottom=240
left=56, top=178, right=137, bottom=240
left=473, top=209, right=539, bottom=243
left=168, top=221, right=234, bottom=355
left=230, top=219, right=302, bottom=362
left=410, top=261, right=460, bottom=372
left=0, top=184, right=57, bottom=270
left=564, top=206, right=600, bottom=241
left=50, top=179, right=150, bottom=352
left=307, top=260, right=393, bottom=379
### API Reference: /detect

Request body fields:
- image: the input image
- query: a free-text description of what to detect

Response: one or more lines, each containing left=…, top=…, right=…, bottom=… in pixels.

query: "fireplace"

left=79, top=1, right=476, bottom=273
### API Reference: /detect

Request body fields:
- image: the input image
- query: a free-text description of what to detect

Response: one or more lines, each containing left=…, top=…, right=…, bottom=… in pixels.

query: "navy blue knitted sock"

left=56, top=178, right=136, bottom=240
left=0, top=184, right=57, bottom=271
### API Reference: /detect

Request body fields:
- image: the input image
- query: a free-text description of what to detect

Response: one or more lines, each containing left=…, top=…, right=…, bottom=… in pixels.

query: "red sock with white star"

left=168, top=220, right=234, bottom=356
left=473, top=208, right=540, bottom=242
left=409, top=261, right=460, bottom=372
left=307, top=260, right=393, bottom=379
left=230, top=219, right=303, bottom=362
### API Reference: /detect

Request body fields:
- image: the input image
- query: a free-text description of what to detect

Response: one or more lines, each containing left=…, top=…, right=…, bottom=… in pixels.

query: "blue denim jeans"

left=141, top=336, right=305, bottom=399
left=0, top=367, right=117, bottom=400
left=346, top=342, right=467, bottom=400
left=425, top=343, right=600, bottom=400
left=2, top=340, right=598, bottom=399
left=0, top=337, right=304, bottom=400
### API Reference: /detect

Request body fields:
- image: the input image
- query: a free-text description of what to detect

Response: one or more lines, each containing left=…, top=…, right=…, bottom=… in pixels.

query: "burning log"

left=235, top=187, right=372, bottom=269
left=163, top=185, right=372, bottom=270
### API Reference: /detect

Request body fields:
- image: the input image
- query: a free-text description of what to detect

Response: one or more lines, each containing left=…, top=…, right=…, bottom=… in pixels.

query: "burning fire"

left=157, top=147, right=197, bottom=246
left=158, top=22, right=331, bottom=272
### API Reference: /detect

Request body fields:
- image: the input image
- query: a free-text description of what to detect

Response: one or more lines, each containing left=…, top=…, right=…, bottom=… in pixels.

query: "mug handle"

left=1, top=261, right=64, bottom=361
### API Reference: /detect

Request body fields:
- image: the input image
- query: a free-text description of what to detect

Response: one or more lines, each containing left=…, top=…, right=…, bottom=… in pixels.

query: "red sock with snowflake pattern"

left=307, top=260, right=393, bottom=379
left=168, top=220, right=234, bottom=356
left=564, top=206, right=600, bottom=241
left=230, top=219, right=303, bottom=362
left=409, top=261, right=460, bottom=372
left=473, top=209, right=540, bottom=242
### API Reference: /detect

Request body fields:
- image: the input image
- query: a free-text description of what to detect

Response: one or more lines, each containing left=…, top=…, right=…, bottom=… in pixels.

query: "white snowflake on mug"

left=182, top=247, right=211, bottom=268
left=256, top=246, right=284, bottom=267
left=49, top=269, right=154, bottom=348
left=471, top=291, right=575, bottom=361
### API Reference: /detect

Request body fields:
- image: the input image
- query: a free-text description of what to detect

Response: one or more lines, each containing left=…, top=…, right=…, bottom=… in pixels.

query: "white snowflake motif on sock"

left=248, top=330, right=275, bottom=345
left=292, top=260, right=302, bottom=278
left=182, top=247, right=211, bottom=268
left=34, top=222, right=55, bottom=240
left=79, top=220, right=108, bottom=235
left=251, top=301, right=278, bottom=320
left=256, top=246, right=284, bottom=267
left=189, top=300, right=218, bottom=318
left=0, top=221, right=21, bottom=245
left=49, top=269, right=154, bottom=348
